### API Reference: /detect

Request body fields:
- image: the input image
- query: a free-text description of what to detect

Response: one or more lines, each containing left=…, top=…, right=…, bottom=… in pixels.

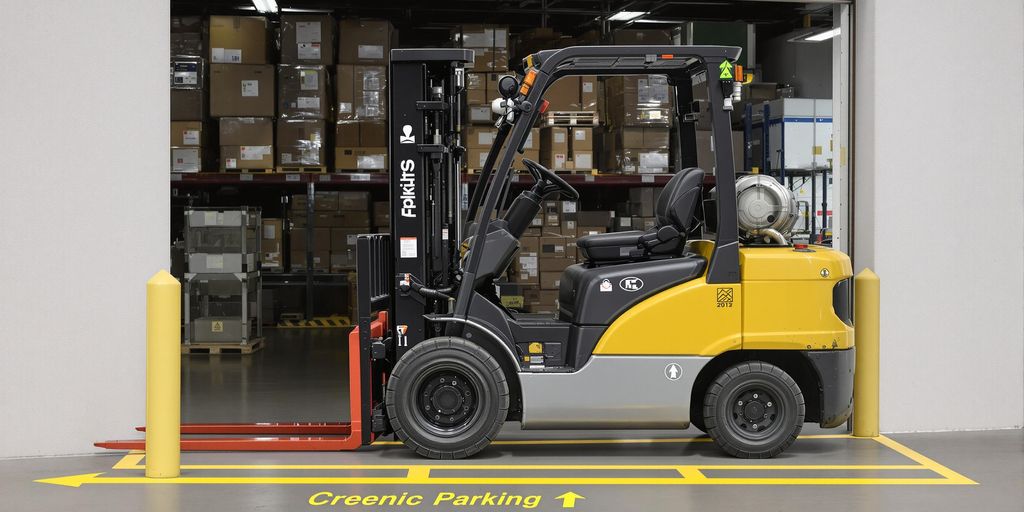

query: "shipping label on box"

left=172, top=61, right=200, bottom=87
left=241, top=80, right=259, bottom=97
left=212, top=48, right=243, bottom=63
left=241, top=145, right=272, bottom=160
left=171, top=148, right=201, bottom=173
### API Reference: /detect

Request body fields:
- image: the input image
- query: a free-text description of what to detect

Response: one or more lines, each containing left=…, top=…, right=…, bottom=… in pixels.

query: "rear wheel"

left=386, top=337, right=509, bottom=459
left=703, top=361, right=804, bottom=458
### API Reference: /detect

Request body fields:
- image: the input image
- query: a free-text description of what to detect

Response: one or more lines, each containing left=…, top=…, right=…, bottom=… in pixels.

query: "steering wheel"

left=521, top=158, right=580, bottom=200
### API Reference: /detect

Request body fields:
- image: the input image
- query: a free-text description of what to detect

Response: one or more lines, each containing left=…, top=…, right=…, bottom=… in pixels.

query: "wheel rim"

left=414, top=365, right=481, bottom=437
left=725, top=383, right=783, bottom=440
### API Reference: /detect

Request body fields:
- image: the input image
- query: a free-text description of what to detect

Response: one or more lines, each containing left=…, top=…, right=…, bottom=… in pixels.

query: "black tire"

left=385, top=337, right=509, bottom=459
left=703, top=361, right=804, bottom=458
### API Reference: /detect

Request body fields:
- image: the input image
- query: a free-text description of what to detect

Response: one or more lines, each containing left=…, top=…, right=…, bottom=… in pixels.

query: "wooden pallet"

left=277, top=166, right=327, bottom=174
left=222, top=169, right=274, bottom=174
left=182, top=338, right=264, bottom=355
left=541, top=111, right=600, bottom=126
left=553, top=168, right=599, bottom=175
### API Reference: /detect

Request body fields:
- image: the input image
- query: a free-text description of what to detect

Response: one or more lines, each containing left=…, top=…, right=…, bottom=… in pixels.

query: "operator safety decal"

left=716, top=287, right=735, bottom=307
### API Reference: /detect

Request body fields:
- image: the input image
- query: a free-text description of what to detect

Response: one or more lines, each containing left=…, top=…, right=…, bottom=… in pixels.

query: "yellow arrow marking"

left=555, top=491, right=585, bottom=508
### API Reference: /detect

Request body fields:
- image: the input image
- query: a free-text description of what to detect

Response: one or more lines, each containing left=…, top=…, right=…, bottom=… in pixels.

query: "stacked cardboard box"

left=500, top=200, right=580, bottom=313
left=539, top=126, right=594, bottom=172
left=603, top=74, right=673, bottom=174
left=261, top=218, right=284, bottom=271
left=334, top=62, right=387, bottom=171
left=333, top=19, right=391, bottom=172
left=170, top=16, right=209, bottom=172
left=207, top=16, right=274, bottom=172
left=280, top=14, right=335, bottom=66
left=464, top=126, right=540, bottom=171
left=453, top=24, right=509, bottom=72
left=276, top=59, right=327, bottom=167
left=288, top=191, right=371, bottom=272
left=463, top=71, right=499, bottom=128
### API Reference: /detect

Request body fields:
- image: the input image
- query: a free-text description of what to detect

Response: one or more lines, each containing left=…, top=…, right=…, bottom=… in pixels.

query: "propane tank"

left=734, top=174, right=798, bottom=244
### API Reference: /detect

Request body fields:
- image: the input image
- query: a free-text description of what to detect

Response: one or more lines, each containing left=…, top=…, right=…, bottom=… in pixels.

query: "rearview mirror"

left=497, top=75, right=518, bottom=99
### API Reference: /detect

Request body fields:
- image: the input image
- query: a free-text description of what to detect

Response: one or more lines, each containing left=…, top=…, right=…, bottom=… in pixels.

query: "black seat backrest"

left=655, top=167, right=704, bottom=233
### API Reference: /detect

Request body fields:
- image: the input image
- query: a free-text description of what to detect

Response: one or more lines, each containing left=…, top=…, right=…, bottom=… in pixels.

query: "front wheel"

left=385, top=337, right=509, bottom=459
left=703, top=361, right=804, bottom=458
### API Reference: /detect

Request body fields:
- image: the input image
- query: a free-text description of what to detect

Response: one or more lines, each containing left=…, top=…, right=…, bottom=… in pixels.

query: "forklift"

left=355, top=45, right=855, bottom=460
left=99, top=46, right=853, bottom=459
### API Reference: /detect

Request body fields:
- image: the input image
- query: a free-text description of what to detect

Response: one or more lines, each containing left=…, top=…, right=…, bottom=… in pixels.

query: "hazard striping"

left=276, top=315, right=352, bottom=329
left=37, top=435, right=975, bottom=487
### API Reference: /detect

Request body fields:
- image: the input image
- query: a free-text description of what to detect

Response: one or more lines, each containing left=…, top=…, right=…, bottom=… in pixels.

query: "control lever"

left=398, top=274, right=455, bottom=301
left=637, top=225, right=679, bottom=250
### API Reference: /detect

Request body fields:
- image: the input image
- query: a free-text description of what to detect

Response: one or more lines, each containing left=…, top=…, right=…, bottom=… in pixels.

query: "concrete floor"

left=5, top=329, right=1023, bottom=511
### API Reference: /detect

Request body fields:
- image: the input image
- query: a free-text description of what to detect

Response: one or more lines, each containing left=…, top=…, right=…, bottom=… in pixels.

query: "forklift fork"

left=94, top=311, right=388, bottom=452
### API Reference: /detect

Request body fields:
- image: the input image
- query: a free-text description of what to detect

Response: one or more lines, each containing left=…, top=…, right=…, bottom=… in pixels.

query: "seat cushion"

left=576, top=231, right=644, bottom=261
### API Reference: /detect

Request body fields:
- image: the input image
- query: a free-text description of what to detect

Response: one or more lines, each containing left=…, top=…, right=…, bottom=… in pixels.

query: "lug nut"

left=753, top=393, right=758, bottom=399
left=767, top=402, right=772, bottom=407
left=738, top=400, right=743, bottom=405
left=752, top=424, right=758, bottom=430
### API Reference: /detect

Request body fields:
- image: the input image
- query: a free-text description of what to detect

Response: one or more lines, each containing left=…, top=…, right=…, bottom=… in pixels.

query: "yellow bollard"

left=146, top=270, right=181, bottom=477
left=853, top=268, right=880, bottom=437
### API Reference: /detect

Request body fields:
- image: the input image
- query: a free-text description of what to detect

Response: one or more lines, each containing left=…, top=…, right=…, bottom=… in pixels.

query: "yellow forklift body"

left=593, top=242, right=853, bottom=356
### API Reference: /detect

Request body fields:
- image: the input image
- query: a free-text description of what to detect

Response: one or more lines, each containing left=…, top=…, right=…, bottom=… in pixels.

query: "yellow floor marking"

left=36, top=473, right=968, bottom=488
left=111, top=452, right=145, bottom=470
left=58, top=434, right=973, bottom=488
left=871, top=435, right=977, bottom=485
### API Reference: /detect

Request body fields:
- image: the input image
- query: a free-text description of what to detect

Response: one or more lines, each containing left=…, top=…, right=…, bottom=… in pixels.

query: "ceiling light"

left=804, top=27, right=840, bottom=42
left=252, top=0, right=278, bottom=14
left=632, top=19, right=681, bottom=24
left=608, top=11, right=647, bottom=22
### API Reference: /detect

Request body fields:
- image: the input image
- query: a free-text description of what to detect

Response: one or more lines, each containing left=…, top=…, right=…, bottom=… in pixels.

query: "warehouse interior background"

left=0, top=0, right=1021, bottom=460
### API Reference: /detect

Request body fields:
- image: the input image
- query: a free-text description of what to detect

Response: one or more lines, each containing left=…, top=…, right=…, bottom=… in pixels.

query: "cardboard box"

left=629, top=187, right=659, bottom=217
left=360, top=121, right=387, bottom=146
left=291, top=211, right=370, bottom=229
left=290, top=250, right=330, bottom=272
left=544, top=76, right=580, bottom=111
left=466, top=72, right=500, bottom=105
left=290, top=226, right=329, bottom=253
left=280, top=14, right=335, bottom=65
left=171, top=88, right=205, bottom=121
left=219, top=117, right=273, bottom=145
left=519, top=236, right=540, bottom=254
left=220, top=145, right=273, bottom=170
left=540, top=271, right=562, bottom=290
left=314, top=191, right=339, bottom=211
left=465, top=126, right=498, bottom=148
left=605, top=75, right=672, bottom=126
left=171, top=56, right=204, bottom=89
left=171, top=33, right=203, bottom=57
left=607, top=127, right=671, bottom=151
left=210, top=64, right=275, bottom=117
left=171, top=121, right=204, bottom=146
left=540, top=127, right=569, bottom=169
left=277, top=119, right=326, bottom=166
left=577, top=227, right=607, bottom=237
left=537, top=290, right=560, bottom=311
left=615, top=148, right=670, bottom=174
left=330, top=228, right=362, bottom=252
left=261, top=219, right=283, bottom=269
left=577, top=211, right=614, bottom=229
left=579, top=75, right=598, bottom=110
left=171, top=147, right=201, bottom=173
left=171, top=15, right=204, bottom=33
left=338, top=191, right=371, bottom=211
left=330, top=250, right=357, bottom=271
left=209, top=16, right=268, bottom=64
left=694, top=130, right=743, bottom=174
left=539, top=257, right=575, bottom=272
left=278, top=65, right=328, bottom=119
left=335, top=147, right=387, bottom=170
left=466, top=104, right=494, bottom=124
left=338, top=19, right=393, bottom=65
left=335, top=65, right=387, bottom=121
left=539, top=236, right=569, bottom=257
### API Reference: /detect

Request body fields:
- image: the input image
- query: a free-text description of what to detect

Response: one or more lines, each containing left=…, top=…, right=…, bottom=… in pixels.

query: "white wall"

left=0, top=1, right=168, bottom=456
left=855, top=0, right=1024, bottom=431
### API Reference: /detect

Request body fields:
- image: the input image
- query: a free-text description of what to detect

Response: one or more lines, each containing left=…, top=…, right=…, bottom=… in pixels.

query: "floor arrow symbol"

left=555, top=491, right=585, bottom=508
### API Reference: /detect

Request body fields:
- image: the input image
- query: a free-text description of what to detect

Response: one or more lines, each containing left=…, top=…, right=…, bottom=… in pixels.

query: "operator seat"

left=576, top=167, right=704, bottom=264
